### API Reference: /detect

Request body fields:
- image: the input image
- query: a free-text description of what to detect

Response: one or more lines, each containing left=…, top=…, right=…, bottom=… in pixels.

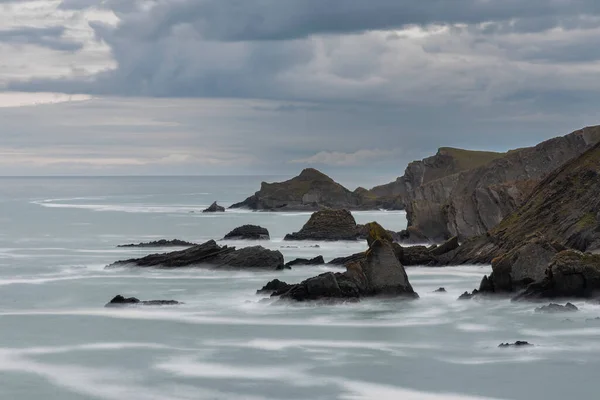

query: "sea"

left=0, top=176, right=598, bottom=400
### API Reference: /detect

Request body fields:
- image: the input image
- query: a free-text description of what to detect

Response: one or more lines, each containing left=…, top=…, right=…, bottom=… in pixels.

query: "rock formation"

left=105, top=295, right=181, bottom=307
left=404, top=126, right=600, bottom=241
left=107, top=239, right=284, bottom=270
left=264, top=222, right=418, bottom=302
left=284, top=209, right=361, bottom=241
left=257, top=279, right=291, bottom=295
left=203, top=201, right=225, bottom=212
left=230, top=168, right=390, bottom=211
left=223, top=225, right=270, bottom=240
left=117, top=239, right=196, bottom=248
left=535, top=302, right=578, bottom=313
left=284, top=256, right=325, bottom=268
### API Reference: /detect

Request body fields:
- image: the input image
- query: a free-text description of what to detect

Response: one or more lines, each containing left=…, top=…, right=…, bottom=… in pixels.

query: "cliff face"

left=370, top=147, right=504, bottom=198
left=406, top=126, right=600, bottom=241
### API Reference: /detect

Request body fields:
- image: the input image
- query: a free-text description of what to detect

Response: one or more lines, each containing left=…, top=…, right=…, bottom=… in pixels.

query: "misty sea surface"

left=0, top=176, right=598, bottom=400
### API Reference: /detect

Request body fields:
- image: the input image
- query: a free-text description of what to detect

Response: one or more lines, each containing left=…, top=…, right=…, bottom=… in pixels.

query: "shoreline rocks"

left=105, top=295, right=181, bottom=307
left=223, top=225, right=270, bottom=240
left=535, top=303, right=579, bottom=313
left=284, top=256, right=325, bottom=269
left=264, top=222, right=418, bottom=302
left=107, top=239, right=284, bottom=270
left=203, top=201, right=225, bottom=213
left=117, top=239, right=196, bottom=248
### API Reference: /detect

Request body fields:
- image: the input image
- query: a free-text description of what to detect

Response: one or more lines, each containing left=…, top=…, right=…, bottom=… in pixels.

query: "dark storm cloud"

left=0, top=26, right=83, bottom=52
left=58, top=0, right=600, bottom=41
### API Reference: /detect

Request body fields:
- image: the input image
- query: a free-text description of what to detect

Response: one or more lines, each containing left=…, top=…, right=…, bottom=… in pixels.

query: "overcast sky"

left=1, top=0, right=600, bottom=184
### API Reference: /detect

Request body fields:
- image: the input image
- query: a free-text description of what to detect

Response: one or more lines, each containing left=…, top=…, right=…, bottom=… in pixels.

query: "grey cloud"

left=0, top=26, right=83, bottom=52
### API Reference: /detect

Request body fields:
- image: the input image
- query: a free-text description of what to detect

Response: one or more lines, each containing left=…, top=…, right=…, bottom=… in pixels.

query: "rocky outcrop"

left=105, top=295, right=181, bottom=307
left=230, top=168, right=369, bottom=211
left=117, top=239, right=196, bottom=248
left=498, top=341, right=533, bottom=348
left=405, top=126, right=600, bottom=241
left=223, top=225, right=270, bottom=240
left=107, top=239, right=284, bottom=270
left=266, top=222, right=418, bottom=302
left=514, top=251, right=600, bottom=300
left=284, top=256, right=325, bottom=268
left=535, top=303, right=578, bottom=313
left=284, top=209, right=361, bottom=241
left=203, top=201, right=225, bottom=212
left=256, top=279, right=291, bottom=295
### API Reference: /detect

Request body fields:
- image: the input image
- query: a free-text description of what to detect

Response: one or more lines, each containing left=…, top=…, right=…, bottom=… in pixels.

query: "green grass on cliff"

left=438, top=147, right=506, bottom=172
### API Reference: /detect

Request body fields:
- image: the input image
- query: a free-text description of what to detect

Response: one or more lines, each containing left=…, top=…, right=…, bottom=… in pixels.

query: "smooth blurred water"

left=0, top=176, right=598, bottom=400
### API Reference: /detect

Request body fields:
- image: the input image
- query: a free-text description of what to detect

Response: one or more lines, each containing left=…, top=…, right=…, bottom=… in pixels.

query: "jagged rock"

left=230, top=168, right=375, bottom=211
left=434, top=287, right=447, bottom=293
left=223, top=225, right=270, bottom=240
left=117, top=239, right=196, bottom=248
left=256, top=279, right=291, bottom=295
left=328, top=252, right=365, bottom=266
left=430, top=236, right=459, bottom=256
left=535, top=302, right=579, bottom=313
left=105, top=295, right=181, bottom=307
left=498, top=341, right=533, bottom=348
left=514, top=251, right=600, bottom=300
left=458, top=290, right=478, bottom=300
left=203, top=201, right=225, bottom=213
left=107, top=240, right=284, bottom=270
left=399, top=245, right=438, bottom=266
left=269, top=222, right=418, bottom=302
left=397, top=226, right=431, bottom=244
left=284, top=209, right=360, bottom=241
left=284, top=256, right=325, bottom=268
left=402, top=126, right=600, bottom=241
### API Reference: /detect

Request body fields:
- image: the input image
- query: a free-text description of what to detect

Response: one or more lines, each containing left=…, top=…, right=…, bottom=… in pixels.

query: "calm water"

left=0, top=176, right=598, bottom=400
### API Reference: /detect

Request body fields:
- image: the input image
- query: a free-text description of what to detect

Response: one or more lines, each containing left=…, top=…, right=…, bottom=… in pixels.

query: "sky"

left=1, top=0, right=600, bottom=184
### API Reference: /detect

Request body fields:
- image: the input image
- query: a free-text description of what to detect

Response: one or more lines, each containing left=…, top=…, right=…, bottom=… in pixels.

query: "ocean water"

left=0, top=176, right=598, bottom=400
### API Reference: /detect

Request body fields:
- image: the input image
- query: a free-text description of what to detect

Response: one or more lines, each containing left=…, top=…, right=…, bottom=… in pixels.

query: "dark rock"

left=397, top=226, right=431, bottom=244
left=514, top=250, right=600, bottom=300
left=535, top=302, right=579, bottom=313
left=223, top=225, right=270, bottom=240
left=203, top=201, right=225, bottom=213
left=498, top=341, right=533, bottom=348
left=399, top=245, right=438, bottom=266
left=256, top=279, right=291, bottom=295
left=430, top=236, right=459, bottom=256
left=458, top=290, right=479, bottom=300
left=328, top=252, right=365, bottom=266
left=105, top=295, right=181, bottom=307
left=117, top=239, right=196, bottom=248
left=284, top=256, right=325, bottom=268
left=272, top=222, right=418, bottom=302
left=107, top=239, right=284, bottom=270
left=284, top=209, right=360, bottom=241
left=434, top=287, right=446, bottom=293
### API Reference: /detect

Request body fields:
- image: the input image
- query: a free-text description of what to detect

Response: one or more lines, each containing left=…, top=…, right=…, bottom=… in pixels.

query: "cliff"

left=406, top=126, right=600, bottom=241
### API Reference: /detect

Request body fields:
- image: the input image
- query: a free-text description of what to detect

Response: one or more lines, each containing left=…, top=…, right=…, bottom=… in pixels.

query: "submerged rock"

left=284, top=209, right=360, bottom=241
left=434, top=287, right=447, bottom=293
left=203, top=201, right=225, bottom=213
left=117, top=239, right=196, bottom=248
left=535, top=302, right=579, bottom=313
left=498, top=341, right=533, bottom=348
left=223, top=225, right=270, bottom=240
left=284, top=256, right=325, bottom=269
left=105, top=295, right=181, bottom=307
left=107, top=239, right=284, bottom=270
